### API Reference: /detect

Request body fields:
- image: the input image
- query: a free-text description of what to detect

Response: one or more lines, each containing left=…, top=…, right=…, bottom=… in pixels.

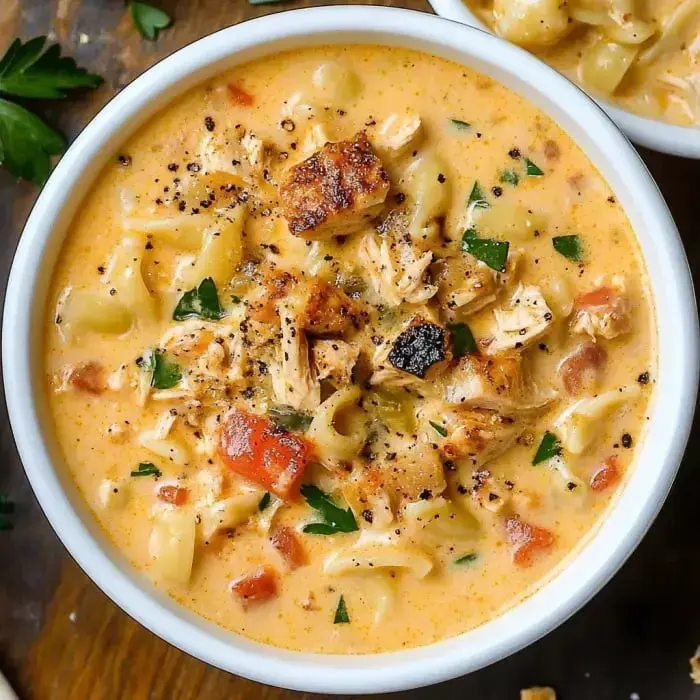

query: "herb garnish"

left=301, top=485, right=358, bottom=535
left=147, top=349, right=182, bottom=389
left=552, top=235, right=583, bottom=262
left=268, top=405, right=313, bottom=433
left=334, top=595, right=350, bottom=624
left=532, top=432, right=562, bottom=465
left=129, top=2, right=172, bottom=40
left=450, top=118, right=471, bottom=131
left=461, top=227, right=510, bottom=273
left=173, top=277, right=224, bottom=321
left=130, top=462, right=162, bottom=478
left=499, top=168, right=520, bottom=186
left=455, top=552, right=478, bottom=565
left=258, top=492, right=271, bottom=512
left=449, top=322, right=477, bottom=357
left=525, top=158, right=544, bottom=176
left=467, top=181, right=489, bottom=209
left=429, top=421, right=448, bottom=438
left=0, top=495, right=15, bottom=531
left=0, top=37, right=101, bottom=184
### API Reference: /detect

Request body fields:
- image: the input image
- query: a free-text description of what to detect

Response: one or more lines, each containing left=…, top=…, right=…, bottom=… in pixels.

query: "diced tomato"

left=576, top=286, right=617, bottom=309
left=218, top=409, right=312, bottom=499
left=230, top=566, right=278, bottom=608
left=70, top=361, right=105, bottom=395
left=506, top=517, right=554, bottom=567
left=559, top=341, right=607, bottom=395
left=590, top=455, right=621, bottom=492
left=228, top=83, right=254, bottom=106
left=270, top=526, right=307, bottom=570
left=157, top=485, right=188, bottom=505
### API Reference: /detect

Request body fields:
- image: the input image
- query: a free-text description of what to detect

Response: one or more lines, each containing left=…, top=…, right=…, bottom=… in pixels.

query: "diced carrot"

left=506, top=517, right=554, bottom=567
left=218, top=409, right=312, bottom=499
left=559, top=341, right=607, bottom=395
left=70, top=361, right=105, bottom=395
left=576, top=286, right=617, bottom=309
left=270, top=526, right=307, bottom=570
left=230, top=566, right=278, bottom=608
left=228, top=83, right=254, bottom=107
left=157, top=485, right=188, bottom=506
left=590, top=455, right=621, bottom=492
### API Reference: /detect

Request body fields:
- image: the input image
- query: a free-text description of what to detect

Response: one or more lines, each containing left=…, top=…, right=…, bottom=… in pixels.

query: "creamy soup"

left=45, top=45, right=655, bottom=654
left=465, top=0, right=700, bottom=126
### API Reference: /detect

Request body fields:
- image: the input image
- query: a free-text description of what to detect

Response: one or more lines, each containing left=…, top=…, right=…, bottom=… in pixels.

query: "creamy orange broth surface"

left=466, top=0, right=700, bottom=126
left=45, top=45, right=655, bottom=654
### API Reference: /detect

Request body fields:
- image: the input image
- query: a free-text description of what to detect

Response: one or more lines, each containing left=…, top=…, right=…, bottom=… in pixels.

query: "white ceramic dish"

left=429, top=0, right=700, bottom=159
left=3, top=6, right=698, bottom=694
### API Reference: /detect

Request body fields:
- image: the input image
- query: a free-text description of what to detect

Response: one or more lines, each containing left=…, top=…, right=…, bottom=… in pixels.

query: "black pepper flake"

left=117, top=154, right=131, bottom=167
left=637, top=371, right=650, bottom=385
left=419, top=489, right=432, bottom=500
left=508, top=148, right=521, bottom=159
left=544, top=312, right=553, bottom=321
left=145, top=241, right=154, bottom=250
left=621, top=433, right=633, bottom=449
left=491, top=186, right=503, bottom=197
left=204, top=116, right=215, bottom=132
left=607, top=196, right=617, bottom=204
left=437, top=173, right=446, bottom=184
left=167, top=163, right=179, bottom=172
left=178, top=200, right=187, bottom=211
left=280, top=118, right=296, bottom=132
left=97, top=265, right=105, bottom=274
left=186, top=162, right=201, bottom=173
left=361, top=509, right=374, bottom=524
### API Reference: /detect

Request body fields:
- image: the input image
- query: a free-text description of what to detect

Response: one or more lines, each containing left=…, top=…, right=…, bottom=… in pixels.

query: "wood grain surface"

left=1, top=2, right=700, bottom=699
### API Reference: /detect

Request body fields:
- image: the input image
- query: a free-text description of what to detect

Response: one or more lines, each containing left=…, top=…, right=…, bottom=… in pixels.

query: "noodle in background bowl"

left=3, top=6, right=698, bottom=693
left=429, top=0, right=700, bottom=159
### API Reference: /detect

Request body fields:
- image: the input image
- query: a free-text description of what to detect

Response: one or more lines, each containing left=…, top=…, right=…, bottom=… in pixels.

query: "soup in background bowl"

left=4, top=7, right=697, bottom=693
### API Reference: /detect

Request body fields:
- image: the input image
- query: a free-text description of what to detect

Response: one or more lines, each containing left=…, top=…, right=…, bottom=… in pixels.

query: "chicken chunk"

left=373, top=111, right=423, bottom=157
left=380, top=443, right=447, bottom=501
left=312, top=339, right=359, bottom=386
left=280, top=131, right=390, bottom=239
left=558, top=341, right=607, bottom=395
left=298, top=279, right=362, bottom=336
left=487, top=284, right=554, bottom=355
left=571, top=276, right=631, bottom=340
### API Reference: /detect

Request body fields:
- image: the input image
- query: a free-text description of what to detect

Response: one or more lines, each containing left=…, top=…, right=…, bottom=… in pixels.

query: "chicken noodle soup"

left=465, top=0, right=700, bottom=127
left=46, top=45, right=655, bottom=653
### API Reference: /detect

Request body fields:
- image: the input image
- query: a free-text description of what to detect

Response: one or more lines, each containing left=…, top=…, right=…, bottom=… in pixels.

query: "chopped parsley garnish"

left=455, top=552, right=478, bottom=565
left=173, top=277, right=224, bottom=321
left=467, top=181, right=489, bottom=209
left=532, top=432, right=562, bottom=465
left=499, top=168, right=520, bottom=186
left=258, top=492, right=271, bottom=512
left=129, top=2, right=172, bottom=40
left=268, top=405, right=313, bottom=433
left=301, top=484, right=358, bottom=535
left=429, top=421, right=448, bottom=438
left=525, top=158, right=544, bottom=176
left=130, top=462, right=161, bottom=478
left=552, top=235, right=583, bottom=262
left=450, top=118, right=471, bottom=131
left=334, top=595, right=350, bottom=624
left=449, top=322, right=477, bottom=357
left=461, top=227, right=509, bottom=273
left=147, top=349, right=182, bottom=389
left=0, top=495, right=14, bottom=531
left=0, top=37, right=101, bottom=184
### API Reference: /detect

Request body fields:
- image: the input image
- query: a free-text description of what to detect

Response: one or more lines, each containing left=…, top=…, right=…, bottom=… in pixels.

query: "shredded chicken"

left=312, top=339, right=359, bottom=385
left=571, top=275, right=631, bottom=340
left=373, top=110, right=423, bottom=156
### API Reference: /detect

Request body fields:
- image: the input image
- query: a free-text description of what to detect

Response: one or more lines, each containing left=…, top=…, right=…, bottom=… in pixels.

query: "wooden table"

left=1, top=1, right=699, bottom=698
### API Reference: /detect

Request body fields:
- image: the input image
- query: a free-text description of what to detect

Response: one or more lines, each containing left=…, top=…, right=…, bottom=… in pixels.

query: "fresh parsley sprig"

left=301, top=485, right=358, bottom=535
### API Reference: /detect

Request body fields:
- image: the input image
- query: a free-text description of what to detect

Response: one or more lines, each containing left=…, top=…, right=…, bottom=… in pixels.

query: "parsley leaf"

left=130, top=2, right=172, bottom=41
left=499, top=168, right=520, bottom=186
left=553, top=235, right=583, bottom=262
left=525, top=158, right=544, bottom=176
left=449, top=322, right=477, bottom=357
left=173, top=277, right=224, bottom=321
left=146, top=349, right=182, bottom=389
left=268, top=405, right=313, bottom=433
left=301, top=484, right=358, bottom=535
left=467, top=180, right=489, bottom=209
left=450, top=118, right=471, bottom=131
left=334, top=595, right=350, bottom=624
left=130, top=462, right=161, bottom=478
left=0, top=36, right=102, bottom=99
left=258, top=492, right=271, bottom=512
left=0, top=98, right=64, bottom=184
left=455, top=552, right=478, bottom=565
left=461, top=227, right=510, bottom=273
left=532, top=431, right=562, bottom=465
left=429, top=420, right=448, bottom=438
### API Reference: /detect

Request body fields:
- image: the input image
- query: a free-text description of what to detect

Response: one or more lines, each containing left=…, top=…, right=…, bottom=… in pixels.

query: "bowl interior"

left=4, top=6, right=698, bottom=694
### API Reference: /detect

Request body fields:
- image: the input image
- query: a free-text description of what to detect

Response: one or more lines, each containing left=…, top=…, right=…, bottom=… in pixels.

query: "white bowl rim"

left=428, top=0, right=700, bottom=159
left=3, top=5, right=699, bottom=695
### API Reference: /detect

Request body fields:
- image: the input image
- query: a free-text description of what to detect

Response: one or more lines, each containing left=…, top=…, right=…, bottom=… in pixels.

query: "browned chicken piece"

left=311, top=339, right=359, bottom=385
left=280, top=131, right=390, bottom=239
left=341, top=466, right=394, bottom=528
left=571, top=278, right=631, bottom=340
left=380, top=444, right=447, bottom=501
left=558, top=341, right=607, bottom=395
left=69, top=361, right=106, bottom=395
left=298, top=280, right=362, bottom=336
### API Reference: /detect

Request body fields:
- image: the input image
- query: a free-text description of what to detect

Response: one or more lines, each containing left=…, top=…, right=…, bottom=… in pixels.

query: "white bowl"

left=429, top=0, right=700, bottom=158
left=3, top=6, right=698, bottom=694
